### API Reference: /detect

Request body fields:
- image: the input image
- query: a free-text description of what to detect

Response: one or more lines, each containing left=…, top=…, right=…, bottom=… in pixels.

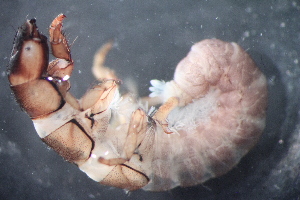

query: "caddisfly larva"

left=7, top=14, right=267, bottom=191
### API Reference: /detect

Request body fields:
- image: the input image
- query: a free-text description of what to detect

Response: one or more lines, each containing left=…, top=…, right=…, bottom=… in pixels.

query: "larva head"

left=8, top=18, right=49, bottom=86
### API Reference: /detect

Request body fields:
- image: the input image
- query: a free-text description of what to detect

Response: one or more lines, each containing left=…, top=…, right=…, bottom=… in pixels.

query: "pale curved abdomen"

left=136, top=39, right=267, bottom=191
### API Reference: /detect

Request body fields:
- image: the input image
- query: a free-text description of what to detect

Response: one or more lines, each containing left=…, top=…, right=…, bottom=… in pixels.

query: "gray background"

left=0, top=0, right=299, bottom=199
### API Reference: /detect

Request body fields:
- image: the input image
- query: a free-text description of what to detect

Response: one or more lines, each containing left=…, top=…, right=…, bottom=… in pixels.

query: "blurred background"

left=0, top=0, right=299, bottom=199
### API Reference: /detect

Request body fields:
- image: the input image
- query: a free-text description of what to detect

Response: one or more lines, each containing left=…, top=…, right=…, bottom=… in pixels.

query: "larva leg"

left=96, top=111, right=150, bottom=190
left=153, top=97, right=179, bottom=134
left=98, top=109, right=150, bottom=190
left=82, top=80, right=119, bottom=113
left=48, top=15, right=119, bottom=113
left=121, top=108, right=147, bottom=158
left=98, top=157, right=127, bottom=166
left=49, top=14, right=71, bottom=61
left=92, top=41, right=118, bottom=80
left=47, top=14, right=74, bottom=81
left=46, top=14, right=80, bottom=110
left=98, top=108, right=147, bottom=165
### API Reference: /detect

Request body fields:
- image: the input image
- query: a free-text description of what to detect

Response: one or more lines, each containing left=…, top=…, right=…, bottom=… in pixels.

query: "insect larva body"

left=8, top=14, right=267, bottom=191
